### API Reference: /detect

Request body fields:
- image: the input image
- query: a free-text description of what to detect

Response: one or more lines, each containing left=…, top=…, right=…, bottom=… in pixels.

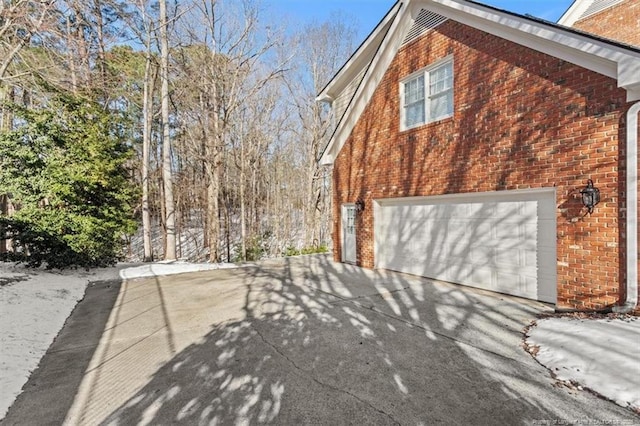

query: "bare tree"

left=171, top=0, right=288, bottom=261
left=0, top=0, right=57, bottom=82
left=286, top=18, right=357, bottom=248
left=141, top=16, right=157, bottom=262
left=159, top=0, right=176, bottom=260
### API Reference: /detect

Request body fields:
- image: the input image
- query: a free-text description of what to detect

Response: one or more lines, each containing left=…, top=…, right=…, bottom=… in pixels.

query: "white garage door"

left=374, top=189, right=556, bottom=303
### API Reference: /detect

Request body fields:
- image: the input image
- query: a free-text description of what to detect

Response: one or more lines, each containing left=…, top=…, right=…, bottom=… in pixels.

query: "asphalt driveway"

left=2, top=255, right=637, bottom=425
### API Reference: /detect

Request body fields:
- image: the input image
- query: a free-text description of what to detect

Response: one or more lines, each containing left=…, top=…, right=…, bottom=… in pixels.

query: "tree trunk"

left=141, top=53, right=156, bottom=262
left=65, top=16, right=78, bottom=94
left=0, top=84, right=14, bottom=253
left=159, top=0, right=176, bottom=260
left=206, top=163, right=220, bottom=262
left=93, top=0, right=108, bottom=99
left=239, top=137, right=247, bottom=260
left=206, top=2, right=220, bottom=263
left=204, top=111, right=220, bottom=262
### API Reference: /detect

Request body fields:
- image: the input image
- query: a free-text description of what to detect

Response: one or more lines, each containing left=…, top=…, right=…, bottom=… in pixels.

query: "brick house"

left=318, top=0, right=639, bottom=312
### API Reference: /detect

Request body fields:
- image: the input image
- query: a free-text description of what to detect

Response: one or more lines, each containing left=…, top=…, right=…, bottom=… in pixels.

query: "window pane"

left=428, top=61, right=453, bottom=121
left=429, top=62, right=452, bottom=96
left=429, top=91, right=453, bottom=121
left=404, top=74, right=425, bottom=127
left=405, top=101, right=425, bottom=128
left=404, top=75, right=424, bottom=105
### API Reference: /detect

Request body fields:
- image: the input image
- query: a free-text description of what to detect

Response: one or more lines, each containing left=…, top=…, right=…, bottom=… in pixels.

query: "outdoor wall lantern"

left=355, top=198, right=365, bottom=213
left=580, top=179, right=600, bottom=214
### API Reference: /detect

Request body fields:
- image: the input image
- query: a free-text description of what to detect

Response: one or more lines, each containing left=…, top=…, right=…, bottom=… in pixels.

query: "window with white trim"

left=401, top=58, right=453, bottom=130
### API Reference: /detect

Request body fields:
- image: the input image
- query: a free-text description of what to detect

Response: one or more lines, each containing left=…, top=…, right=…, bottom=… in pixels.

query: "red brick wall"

left=332, top=20, right=633, bottom=310
left=572, top=0, right=640, bottom=46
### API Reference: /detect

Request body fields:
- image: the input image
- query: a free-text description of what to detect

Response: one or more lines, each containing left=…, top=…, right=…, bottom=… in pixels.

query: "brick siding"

left=332, top=20, right=635, bottom=311
left=572, top=0, right=640, bottom=47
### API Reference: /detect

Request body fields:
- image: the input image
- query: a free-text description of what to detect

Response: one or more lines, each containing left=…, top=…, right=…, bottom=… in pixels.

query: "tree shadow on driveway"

left=7, top=255, right=637, bottom=425
left=94, top=255, right=637, bottom=425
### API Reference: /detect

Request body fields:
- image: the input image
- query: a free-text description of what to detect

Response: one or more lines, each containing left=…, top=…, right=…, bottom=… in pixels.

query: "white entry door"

left=342, top=204, right=357, bottom=263
left=374, top=189, right=556, bottom=303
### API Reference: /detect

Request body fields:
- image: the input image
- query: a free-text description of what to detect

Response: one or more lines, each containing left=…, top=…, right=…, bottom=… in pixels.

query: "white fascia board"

left=316, top=2, right=402, bottom=103
left=319, top=2, right=417, bottom=165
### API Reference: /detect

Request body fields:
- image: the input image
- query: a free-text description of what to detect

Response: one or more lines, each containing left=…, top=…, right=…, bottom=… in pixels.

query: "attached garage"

left=374, top=189, right=556, bottom=303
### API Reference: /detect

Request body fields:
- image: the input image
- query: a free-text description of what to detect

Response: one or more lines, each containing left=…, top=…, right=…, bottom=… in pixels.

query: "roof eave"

left=316, top=1, right=403, bottom=103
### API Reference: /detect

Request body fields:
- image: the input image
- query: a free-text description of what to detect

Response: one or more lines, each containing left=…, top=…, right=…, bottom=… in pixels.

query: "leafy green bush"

left=284, top=244, right=328, bottom=257
left=284, top=246, right=300, bottom=256
left=233, top=235, right=269, bottom=262
left=0, top=91, right=137, bottom=268
left=244, top=236, right=265, bottom=262
left=302, top=244, right=329, bottom=255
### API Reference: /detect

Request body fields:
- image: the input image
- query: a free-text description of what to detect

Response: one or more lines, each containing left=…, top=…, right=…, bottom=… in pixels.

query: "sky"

left=268, top=0, right=575, bottom=43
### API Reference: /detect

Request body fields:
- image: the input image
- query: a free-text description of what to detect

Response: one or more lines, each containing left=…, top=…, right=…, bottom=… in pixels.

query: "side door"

left=341, top=204, right=357, bottom=263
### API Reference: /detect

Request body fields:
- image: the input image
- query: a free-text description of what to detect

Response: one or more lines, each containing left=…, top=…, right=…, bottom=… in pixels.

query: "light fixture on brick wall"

left=355, top=198, right=365, bottom=213
left=580, top=179, right=600, bottom=214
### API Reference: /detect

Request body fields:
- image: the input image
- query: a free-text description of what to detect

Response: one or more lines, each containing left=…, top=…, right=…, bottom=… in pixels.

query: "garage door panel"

left=421, top=258, right=446, bottom=278
left=447, top=220, right=466, bottom=240
left=519, top=200, right=535, bottom=216
left=448, top=241, right=470, bottom=259
left=470, top=247, right=492, bottom=264
left=449, top=203, right=468, bottom=218
left=523, top=223, right=537, bottom=241
left=496, top=222, right=535, bottom=242
left=470, top=221, right=493, bottom=243
left=470, top=268, right=492, bottom=287
left=495, top=247, right=522, bottom=268
left=465, top=204, right=479, bottom=217
left=496, top=271, right=523, bottom=292
left=524, top=249, right=537, bottom=269
left=467, top=202, right=494, bottom=218
left=496, top=201, right=524, bottom=218
left=375, top=190, right=557, bottom=303
left=448, top=263, right=469, bottom=284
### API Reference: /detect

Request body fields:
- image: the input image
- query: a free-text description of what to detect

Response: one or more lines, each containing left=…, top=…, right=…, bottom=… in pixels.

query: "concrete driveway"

left=3, top=255, right=637, bottom=425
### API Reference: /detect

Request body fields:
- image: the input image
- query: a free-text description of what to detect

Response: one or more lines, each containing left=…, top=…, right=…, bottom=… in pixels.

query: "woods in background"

left=0, top=0, right=356, bottom=266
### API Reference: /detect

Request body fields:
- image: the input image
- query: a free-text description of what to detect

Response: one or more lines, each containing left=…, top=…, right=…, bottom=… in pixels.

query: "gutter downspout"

left=613, top=101, right=639, bottom=314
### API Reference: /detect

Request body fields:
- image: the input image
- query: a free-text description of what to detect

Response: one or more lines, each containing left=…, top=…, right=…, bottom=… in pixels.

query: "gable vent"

left=580, top=0, right=624, bottom=20
left=402, top=9, right=448, bottom=46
